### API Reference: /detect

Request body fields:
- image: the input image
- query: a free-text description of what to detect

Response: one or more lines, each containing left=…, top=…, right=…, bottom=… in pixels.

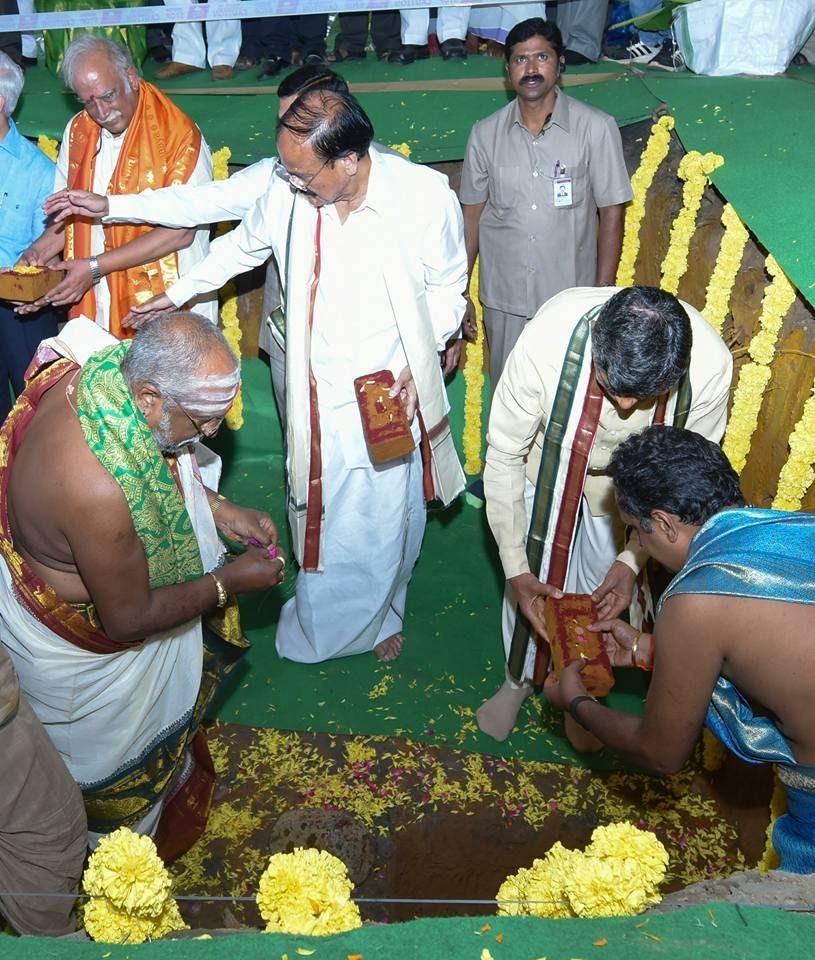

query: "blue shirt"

left=0, top=119, right=56, bottom=268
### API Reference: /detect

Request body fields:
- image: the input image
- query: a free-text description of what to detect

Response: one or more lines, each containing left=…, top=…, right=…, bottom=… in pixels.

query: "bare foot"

left=374, top=633, right=404, bottom=662
left=476, top=680, right=532, bottom=741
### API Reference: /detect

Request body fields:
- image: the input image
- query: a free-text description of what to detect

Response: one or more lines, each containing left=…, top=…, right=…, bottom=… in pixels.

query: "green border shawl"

left=75, top=342, right=203, bottom=588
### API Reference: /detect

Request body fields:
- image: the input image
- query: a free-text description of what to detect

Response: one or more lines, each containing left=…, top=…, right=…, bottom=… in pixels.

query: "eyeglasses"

left=170, top=396, right=227, bottom=438
left=274, top=157, right=330, bottom=196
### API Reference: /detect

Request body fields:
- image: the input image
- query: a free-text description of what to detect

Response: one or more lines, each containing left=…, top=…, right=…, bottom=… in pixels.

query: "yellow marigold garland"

left=702, top=203, right=749, bottom=335
left=256, top=847, right=362, bottom=935
left=722, top=255, right=796, bottom=474
left=757, top=769, right=787, bottom=872
left=211, top=146, right=244, bottom=430
left=772, top=376, right=815, bottom=511
left=702, top=727, right=728, bottom=772
left=660, top=151, right=724, bottom=296
left=616, top=115, right=675, bottom=287
left=82, top=827, right=187, bottom=943
left=497, top=822, right=668, bottom=919
left=462, top=258, right=485, bottom=474
left=37, top=134, right=60, bottom=162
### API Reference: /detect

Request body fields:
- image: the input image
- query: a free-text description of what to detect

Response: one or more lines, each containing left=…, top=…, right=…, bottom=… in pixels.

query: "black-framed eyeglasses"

left=274, top=157, right=330, bottom=196
left=170, top=396, right=226, bottom=438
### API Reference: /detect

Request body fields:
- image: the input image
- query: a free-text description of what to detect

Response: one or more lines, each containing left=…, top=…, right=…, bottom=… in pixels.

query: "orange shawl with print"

left=64, top=80, right=201, bottom=339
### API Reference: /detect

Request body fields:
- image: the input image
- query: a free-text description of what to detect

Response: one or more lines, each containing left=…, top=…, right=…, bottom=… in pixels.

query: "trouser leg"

left=550, top=0, right=607, bottom=61
left=481, top=305, right=530, bottom=394
left=203, top=0, right=241, bottom=66
left=0, top=0, right=22, bottom=65
left=262, top=16, right=295, bottom=60
left=334, top=12, right=369, bottom=54
left=0, top=303, right=59, bottom=424
left=436, top=5, right=471, bottom=42
left=241, top=17, right=276, bottom=58
left=400, top=8, right=430, bottom=45
left=165, top=0, right=207, bottom=69
left=293, top=14, right=328, bottom=58
left=371, top=11, right=400, bottom=54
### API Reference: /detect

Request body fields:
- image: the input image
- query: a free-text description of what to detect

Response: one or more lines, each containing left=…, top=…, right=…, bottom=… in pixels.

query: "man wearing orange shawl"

left=18, top=36, right=216, bottom=338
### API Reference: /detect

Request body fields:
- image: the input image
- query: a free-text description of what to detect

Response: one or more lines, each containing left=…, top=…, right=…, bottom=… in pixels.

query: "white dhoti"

left=276, top=445, right=425, bottom=663
left=502, top=486, right=623, bottom=684
left=0, top=450, right=224, bottom=843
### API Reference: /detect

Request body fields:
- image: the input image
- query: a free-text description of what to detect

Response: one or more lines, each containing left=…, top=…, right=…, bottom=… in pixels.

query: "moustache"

left=520, top=75, right=544, bottom=84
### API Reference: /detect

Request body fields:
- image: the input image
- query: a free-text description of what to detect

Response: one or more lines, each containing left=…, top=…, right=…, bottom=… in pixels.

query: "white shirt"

left=106, top=156, right=278, bottom=228
left=55, top=117, right=217, bottom=328
left=166, top=148, right=466, bottom=395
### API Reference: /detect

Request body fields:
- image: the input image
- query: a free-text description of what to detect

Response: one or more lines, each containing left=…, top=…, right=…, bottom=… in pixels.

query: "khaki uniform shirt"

left=484, top=287, right=734, bottom=580
left=460, top=91, right=633, bottom=318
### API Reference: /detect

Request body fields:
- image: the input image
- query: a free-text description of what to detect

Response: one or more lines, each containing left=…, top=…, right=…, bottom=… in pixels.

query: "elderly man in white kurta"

left=478, top=285, right=733, bottom=745
left=18, top=36, right=216, bottom=335
left=128, top=89, right=467, bottom=664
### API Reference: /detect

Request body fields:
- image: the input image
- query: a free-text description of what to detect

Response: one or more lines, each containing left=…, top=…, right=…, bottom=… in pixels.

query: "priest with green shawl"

left=545, top=426, right=815, bottom=873
left=0, top=313, right=285, bottom=860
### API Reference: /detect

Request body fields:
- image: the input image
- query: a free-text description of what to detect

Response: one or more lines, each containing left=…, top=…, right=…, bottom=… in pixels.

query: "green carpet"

left=636, top=70, right=815, bottom=305
left=8, top=906, right=814, bottom=959
left=209, top=358, right=647, bottom=767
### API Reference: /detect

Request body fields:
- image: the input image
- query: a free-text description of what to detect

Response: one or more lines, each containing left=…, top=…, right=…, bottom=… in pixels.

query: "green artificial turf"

left=208, top=358, right=648, bottom=768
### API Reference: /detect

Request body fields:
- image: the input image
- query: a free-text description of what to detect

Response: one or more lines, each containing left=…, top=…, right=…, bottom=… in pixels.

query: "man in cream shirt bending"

left=119, top=89, right=468, bottom=666
left=479, top=285, right=732, bottom=748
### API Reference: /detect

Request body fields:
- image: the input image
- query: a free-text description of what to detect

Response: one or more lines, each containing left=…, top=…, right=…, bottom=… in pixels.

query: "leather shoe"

left=155, top=61, right=202, bottom=79
left=564, top=48, right=592, bottom=65
left=440, top=38, right=467, bottom=60
left=304, top=53, right=327, bottom=66
left=388, top=44, right=430, bottom=65
left=211, top=64, right=234, bottom=81
left=259, top=57, right=291, bottom=78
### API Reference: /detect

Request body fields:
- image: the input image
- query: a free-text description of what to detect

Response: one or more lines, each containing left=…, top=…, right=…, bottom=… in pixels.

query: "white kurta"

left=164, top=149, right=467, bottom=661
left=276, top=192, right=425, bottom=661
left=55, top=119, right=218, bottom=328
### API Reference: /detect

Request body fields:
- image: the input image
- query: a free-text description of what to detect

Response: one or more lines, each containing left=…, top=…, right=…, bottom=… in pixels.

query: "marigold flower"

left=83, top=828, right=172, bottom=918
left=256, top=848, right=362, bottom=936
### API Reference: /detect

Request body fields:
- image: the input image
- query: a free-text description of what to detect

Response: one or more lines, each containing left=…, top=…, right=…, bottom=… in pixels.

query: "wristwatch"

left=89, top=256, right=102, bottom=285
left=567, top=694, right=598, bottom=727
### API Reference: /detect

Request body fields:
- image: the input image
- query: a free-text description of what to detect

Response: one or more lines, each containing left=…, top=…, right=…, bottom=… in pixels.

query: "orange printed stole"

left=0, top=360, right=140, bottom=654
left=64, top=81, right=202, bottom=339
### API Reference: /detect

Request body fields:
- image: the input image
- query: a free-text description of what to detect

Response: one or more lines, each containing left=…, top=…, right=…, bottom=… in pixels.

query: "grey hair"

left=0, top=51, right=24, bottom=117
left=61, top=35, right=135, bottom=91
left=121, top=312, right=239, bottom=407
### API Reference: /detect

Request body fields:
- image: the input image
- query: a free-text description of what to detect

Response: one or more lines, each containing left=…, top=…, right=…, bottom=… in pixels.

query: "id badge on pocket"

left=553, top=177, right=573, bottom=208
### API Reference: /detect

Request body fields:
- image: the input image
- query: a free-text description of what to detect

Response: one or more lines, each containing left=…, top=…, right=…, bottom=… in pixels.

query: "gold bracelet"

left=631, top=631, right=641, bottom=661
left=209, top=492, right=226, bottom=515
left=207, top=571, right=228, bottom=609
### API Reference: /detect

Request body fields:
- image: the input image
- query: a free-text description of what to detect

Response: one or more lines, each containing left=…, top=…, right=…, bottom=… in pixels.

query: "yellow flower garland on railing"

left=212, top=146, right=244, bottom=430
left=462, top=258, right=486, bottom=475
left=702, top=203, right=749, bottom=335
left=660, top=151, right=724, bottom=295
left=256, top=847, right=362, bottom=935
left=772, top=376, right=815, bottom=511
left=616, top=115, right=675, bottom=288
left=82, top=827, right=187, bottom=943
left=722, top=255, right=796, bottom=474
left=37, top=134, right=60, bottom=162
left=497, top=822, right=668, bottom=919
